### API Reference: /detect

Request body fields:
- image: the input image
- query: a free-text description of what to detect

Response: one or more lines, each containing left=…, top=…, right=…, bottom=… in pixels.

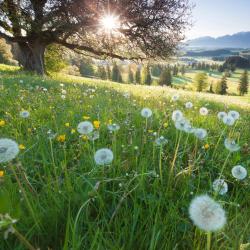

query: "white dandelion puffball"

left=0, top=138, right=20, bottom=163
left=172, top=110, right=183, bottom=122
left=224, top=138, right=240, bottom=152
left=199, top=107, right=209, bottom=116
left=231, top=165, right=247, bottom=180
left=223, top=115, right=235, bottom=126
left=184, top=123, right=194, bottom=134
left=185, top=102, right=193, bottom=109
left=228, top=110, right=240, bottom=120
left=175, top=118, right=189, bottom=131
left=107, top=124, right=120, bottom=132
left=155, top=136, right=168, bottom=146
left=94, top=148, right=114, bottom=165
left=194, top=128, right=207, bottom=140
left=20, top=110, right=30, bottom=118
left=189, top=195, right=226, bottom=232
left=141, top=108, right=152, bottom=118
left=61, top=89, right=67, bottom=95
left=61, top=95, right=66, bottom=99
left=217, top=112, right=227, bottom=120
left=172, top=94, right=179, bottom=102
left=212, top=179, right=228, bottom=195
left=77, top=121, right=94, bottom=135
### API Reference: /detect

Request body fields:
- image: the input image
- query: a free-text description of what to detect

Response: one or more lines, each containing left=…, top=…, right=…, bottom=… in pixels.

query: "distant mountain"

left=187, top=32, right=250, bottom=49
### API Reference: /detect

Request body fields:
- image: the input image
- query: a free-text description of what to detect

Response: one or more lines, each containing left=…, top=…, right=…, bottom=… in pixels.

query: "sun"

left=100, top=15, right=119, bottom=31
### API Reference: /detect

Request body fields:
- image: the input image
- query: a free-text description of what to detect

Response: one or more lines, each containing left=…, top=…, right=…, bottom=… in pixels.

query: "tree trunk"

left=15, top=40, right=46, bottom=75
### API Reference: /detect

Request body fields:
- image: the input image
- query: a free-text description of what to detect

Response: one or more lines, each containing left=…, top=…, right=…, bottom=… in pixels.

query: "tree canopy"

left=0, top=0, right=191, bottom=74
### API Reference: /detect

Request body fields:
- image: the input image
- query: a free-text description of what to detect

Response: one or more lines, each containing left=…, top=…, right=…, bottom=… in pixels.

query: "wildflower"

left=0, top=120, right=6, bottom=127
left=81, top=135, right=88, bottom=141
left=61, top=95, right=66, bottom=99
left=108, top=123, right=120, bottom=132
left=223, top=115, right=235, bottom=126
left=89, top=131, right=100, bottom=141
left=77, top=121, right=94, bottom=135
left=172, top=110, right=183, bottom=122
left=19, top=144, right=26, bottom=150
left=172, top=94, right=179, bottom=102
left=108, top=119, right=113, bottom=125
left=0, top=171, right=4, bottom=177
left=185, top=102, right=193, bottom=109
left=212, top=179, right=228, bottom=195
left=194, top=128, right=207, bottom=140
left=61, top=89, right=67, bottom=95
left=83, top=116, right=90, bottom=120
left=0, top=138, right=19, bottom=163
left=47, top=130, right=57, bottom=139
left=175, top=118, right=190, bottom=132
left=20, top=110, right=30, bottom=118
left=204, top=143, right=210, bottom=150
left=141, top=108, right=152, bottom=118
left=65, top=123, right=70, bottom=127
left=123, top=92, right=130, bottom=98
left=163, top=122, right=168, bottom=128
left=71, top=129, right=76, bottom=134
left=189, top=194, right=226, bottom=232
left=184, top=123, right=194, bottom=134
left=231, top=165, right=247, bottom=180
left=224, top=138, right=240, bottom=152
left=228, top=110, right=240, bottom=120
left=56, top=134, right=66, bottom=143
left=94, top=148, right=114, bottom=165
left=155, top=136, right=168, bottom=146
left=93, top=120, right=101, bottom=129
left=217, top=112, right=227, bottom=120
left=199, top=107, right=208, bottom=116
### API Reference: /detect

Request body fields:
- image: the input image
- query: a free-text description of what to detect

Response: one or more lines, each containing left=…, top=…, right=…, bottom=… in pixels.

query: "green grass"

left=0, top=65, right=250, bottom=250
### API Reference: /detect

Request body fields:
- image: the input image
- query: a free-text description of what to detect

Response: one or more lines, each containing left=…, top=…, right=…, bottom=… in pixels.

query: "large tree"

left=0, top=0, right=191, bottom=75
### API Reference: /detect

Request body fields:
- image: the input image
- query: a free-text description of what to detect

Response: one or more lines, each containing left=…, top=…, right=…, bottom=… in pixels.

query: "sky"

left=187, top=0, right=250, bottom=39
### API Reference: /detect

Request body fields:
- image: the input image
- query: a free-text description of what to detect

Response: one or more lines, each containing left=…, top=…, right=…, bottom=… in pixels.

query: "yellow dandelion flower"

left=83, top=116, right=90, bottom=120
left=93, top=120, right=100, bottom=129
left=0, top=171, right=4, bottom=177
left=57, top=134, right=66, bottom=142
left=19, top=144, right=26, bottom=150
left=71, top=129, right=76, bottom=134
left=0, top=120, right=6, bottom=127
left=65, top=122, right=70, bottom=127
left=204, top=144, right=210, bottom=150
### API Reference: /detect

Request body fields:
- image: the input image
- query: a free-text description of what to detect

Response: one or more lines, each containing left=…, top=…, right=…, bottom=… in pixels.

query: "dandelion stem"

left=207, top=232, right=212, bottom=250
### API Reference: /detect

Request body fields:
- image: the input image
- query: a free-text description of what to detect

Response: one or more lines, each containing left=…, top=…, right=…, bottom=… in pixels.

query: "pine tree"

left=135, top=67, right=141, bottom=84
left=97, top=66, right=107, bottom=80
left=194, top=72, right=208, bottom=92
left=158, top=68, right=172, bottom=86
left=128, top=67, right=134, bottom=83
left=141, top=64, right=152, bottom=85
left=215, top=75, right=228, bottom=95
left=238, top=70, right=249, bottom=96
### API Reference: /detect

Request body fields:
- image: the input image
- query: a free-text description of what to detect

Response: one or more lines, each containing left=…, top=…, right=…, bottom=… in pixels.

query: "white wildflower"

left=172, top=110, right=183, bottom=122
left=231, top=165, right=247, bottom=180
left=194, top=128, right=207, bottom=140
left=20, top=110, right=30, bottom=118
left=94, top=148, right=113, bottom=165
left=185, top=102, right=193, bottom=109
left=155, top=136, right=168, bottom=146
left=77, top=121, right=94, bottom=135
left=224, top=138, right=240, bottom=152
left=0, top=139, right=19, bottom=163
left=217, top=112, right=227, bottom=120
left=212, top=179, right=228, bottom=195
left=108, top=124, right=120, bottom=132
left=172, top=94, right=179, bottom=102
left=189, top=194, right=226, bottom=232
left=228, top=110, right=240, bottom=120
left=199, top=107, right=208, bottom=116
left=223, top=115, right=235, bottom=126
left=141, top=108, right=152, bottom=118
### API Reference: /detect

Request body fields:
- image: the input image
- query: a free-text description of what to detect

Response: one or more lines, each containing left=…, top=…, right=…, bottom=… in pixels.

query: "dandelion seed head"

left=94, top=148, right=113, bottom=165
left=155, top=136, right=168, bottom=146
left=231, top=165, right=247, bottom=180
left=20, top=110, right=30, bottom=118
left=77, top=121, right=94, bottom=135
left=108, top=123, right=120, bottom=132
left=224, top=138, right=240, bottom=152
left=141, top=108, right=152, bottom=118
left=194, top=128, right=207, bottom=140
left=217, top=112, right=227, bottom=120
left=172, top=94, right=179, bottom=102
left=172, top=110, right=183, bottom=122
left=189, top=194, right=226, bottom=232
left=212, top=179, right=228, bottom=195
left=228, top=110, right=240, bottom=120
left=185, top=102, right=193, bottom=109
left=0, top=139, right=19, bottom=163
left=199, top=107, right=208, bottom=116
left=223, top=115, right=235, bottom=126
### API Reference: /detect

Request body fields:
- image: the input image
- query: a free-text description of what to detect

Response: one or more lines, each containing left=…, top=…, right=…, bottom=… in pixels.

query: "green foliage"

left=111, top=62, right=123, bottom=83
left=106, top=65, right=111, bottom=80
left=45, top=44, right=68, bottom=73
left=79, top=59, right=95, bottom=78
left=194, top=72, right=208, bottom=92
left=158, top=68, right=172, bottom=86
left=141, top=64, right=152, bottom=85
left=215, top=75, right=228, bottom=95
left=135, top=66, right=141, bottom=84
left=238, top=70, right=249, bottom=95
left=151, top=64, right=162, bottom=77
left=97, top=65, right=107, bottom=80
left=127, top=67, right=134, bottom=83
left=172, top=65, right=179, bottom=76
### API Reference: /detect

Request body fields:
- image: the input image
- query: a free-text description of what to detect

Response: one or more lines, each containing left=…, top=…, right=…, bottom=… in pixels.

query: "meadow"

left=0, top=64, right=249, bottom=250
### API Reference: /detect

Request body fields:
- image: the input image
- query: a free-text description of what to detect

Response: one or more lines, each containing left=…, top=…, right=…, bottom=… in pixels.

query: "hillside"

left=0, top=65, right=250, bottom=249
left=187, top=32, right=250, bottom=48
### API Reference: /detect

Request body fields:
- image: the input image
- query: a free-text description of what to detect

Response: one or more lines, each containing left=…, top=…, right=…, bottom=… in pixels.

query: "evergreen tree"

left=141, top=64, right=152, bottom=85
left=181, top=65, right=186, bottom=76
left=215, top=75, right=228, bottom=95
left=194, top=72, right=208, bottom=92
left=97, top=66, right=107, bottom=80
left=158, top=68, right=172, bottom=86
left=79, top=59, right=95, bottom=77
left=173, top=65, right=178, bottom=76
left=238, top=70, right=249, bottom=95
left=151, top=64, right=162, bottom=77
left=128, top=67, right=134, bottom=83
left=111, top=62, right=123, bottom=83
left=135, top=67, right=141, bottom=84
left=106, top=64, right=111, bottom=80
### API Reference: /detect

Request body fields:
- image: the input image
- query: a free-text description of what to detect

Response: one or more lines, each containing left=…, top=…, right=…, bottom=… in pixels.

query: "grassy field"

left=0, top=64, right=250, bottom=250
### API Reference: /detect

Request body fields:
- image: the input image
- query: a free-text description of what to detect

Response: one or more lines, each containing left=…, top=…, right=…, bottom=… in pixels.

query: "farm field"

left=0, top=65, right=249, bottom=249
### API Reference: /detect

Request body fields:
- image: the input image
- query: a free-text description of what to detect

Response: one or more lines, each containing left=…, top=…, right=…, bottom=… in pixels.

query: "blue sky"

left=187, top=0, right=250, bottom=39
